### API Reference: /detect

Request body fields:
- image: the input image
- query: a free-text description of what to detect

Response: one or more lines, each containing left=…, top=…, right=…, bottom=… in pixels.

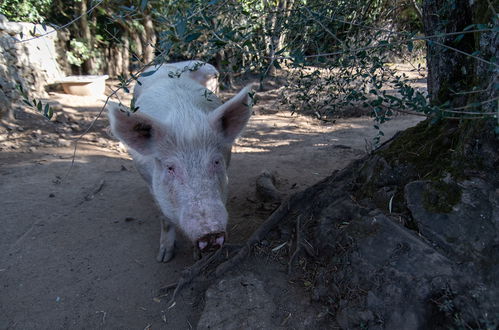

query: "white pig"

left=107, top=60, right=253, bottom=262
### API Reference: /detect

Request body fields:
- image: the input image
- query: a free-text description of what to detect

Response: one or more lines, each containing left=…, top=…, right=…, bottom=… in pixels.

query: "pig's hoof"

left=157, top=248, right=174, bottom=263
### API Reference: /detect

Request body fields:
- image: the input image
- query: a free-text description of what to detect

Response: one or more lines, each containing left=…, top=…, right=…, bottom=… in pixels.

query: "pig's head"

left=107, top=85, right=253, bottom=253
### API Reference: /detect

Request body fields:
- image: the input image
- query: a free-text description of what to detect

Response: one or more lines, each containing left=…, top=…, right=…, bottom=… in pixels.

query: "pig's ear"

left=209, top=85, right=254, bottom=142
left=106, top=101, right=162, bottom=155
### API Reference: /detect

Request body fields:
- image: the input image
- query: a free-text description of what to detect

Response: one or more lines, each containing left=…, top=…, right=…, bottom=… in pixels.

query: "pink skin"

left=152, top=150, right=229, bottom=248
left=107, top=62, right=253, bottom=262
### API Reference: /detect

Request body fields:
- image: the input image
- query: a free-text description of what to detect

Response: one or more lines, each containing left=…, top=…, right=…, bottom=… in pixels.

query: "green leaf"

left=175, top=19, right=186, bottom=37
left=407, top=40, right=413, bottom=52
left=213, top=39, right=227, bottom=46
left=44, top=104, right=53, bottom=119
left=185, top=32, right=201, bottom=42
left=463, top=24, right=476, bottom=31
left=453, top=34, right=464, bottom=43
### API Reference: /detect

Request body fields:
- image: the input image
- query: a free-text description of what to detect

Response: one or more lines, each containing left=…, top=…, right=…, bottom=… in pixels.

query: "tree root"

left=287, top=215, right=302, bottom=275
left=163, top=191, right=304, bottom=306
left=165, top=246, right=225, bottom=307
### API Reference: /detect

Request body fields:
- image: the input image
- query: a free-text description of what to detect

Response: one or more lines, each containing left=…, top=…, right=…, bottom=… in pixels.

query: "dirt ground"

left=0, top=80, right=423, bottom=329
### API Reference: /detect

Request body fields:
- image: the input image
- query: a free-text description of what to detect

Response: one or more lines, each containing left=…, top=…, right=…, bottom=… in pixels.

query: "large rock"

left=197, top=273, right=276, bottom=330
left=405, top=179, right=499, bottom=284
left=314, top=199, right=456, bottom=329
left=0, top=16, right=64, bottom=121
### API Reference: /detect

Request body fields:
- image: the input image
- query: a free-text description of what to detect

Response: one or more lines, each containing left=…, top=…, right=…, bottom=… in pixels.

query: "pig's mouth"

left=196, top=231, right=226, bottom=253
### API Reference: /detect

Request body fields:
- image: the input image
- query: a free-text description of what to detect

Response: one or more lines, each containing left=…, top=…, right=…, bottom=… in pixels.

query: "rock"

left=0, top=17, right=63, bottom=124
left=41, top=137, right=56, bottom=144
left=385, top=310, right=419, bottom=330
left=312, top=194, right=461, bottom=329
left=97, top=137, right=109, bottom=145
left=197, top=273, right=277, bottom=330
left=0, top=14, right=8, bottom=30
left=3, top=21, right=22, bottom=35
left=256, top=170, right=282, bottom=202
left=405, top=180, right=498, bottom=271
left=58, top=139, right=72, bottom=147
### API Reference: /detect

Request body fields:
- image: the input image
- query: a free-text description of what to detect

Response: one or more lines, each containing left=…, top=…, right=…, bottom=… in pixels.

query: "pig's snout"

left=196, top=232, right=226, bottom=252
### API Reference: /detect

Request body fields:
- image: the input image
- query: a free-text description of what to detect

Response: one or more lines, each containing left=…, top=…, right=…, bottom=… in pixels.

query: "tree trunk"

left=139, top=12, right=156, bottom=65
left=422, top=0, right=497, bottom=157
left=121, top=36, right=130, bottom=76
left=130, top=30, right=143, bottom=67
left=79, top=0, right=96, bottom=74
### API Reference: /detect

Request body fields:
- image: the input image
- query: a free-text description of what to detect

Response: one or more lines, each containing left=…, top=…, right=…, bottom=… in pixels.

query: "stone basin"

left=58, top=75, right=109, bottom=96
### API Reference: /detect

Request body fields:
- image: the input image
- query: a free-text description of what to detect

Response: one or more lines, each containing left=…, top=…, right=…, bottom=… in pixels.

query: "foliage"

left=2, top=0, right=497, bottom=130
left=16, top=84, right=53, bottom=120
left=67, top=39, right=93, bottom=67
left=0, top=0, right=52, bottom=23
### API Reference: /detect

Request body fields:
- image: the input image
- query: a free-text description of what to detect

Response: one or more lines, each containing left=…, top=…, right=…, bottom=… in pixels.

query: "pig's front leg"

left=157, top=219, right=176, bottom=263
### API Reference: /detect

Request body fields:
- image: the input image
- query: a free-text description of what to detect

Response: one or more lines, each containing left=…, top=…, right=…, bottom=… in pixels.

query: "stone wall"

left=0, top=14, right=64, bottom=122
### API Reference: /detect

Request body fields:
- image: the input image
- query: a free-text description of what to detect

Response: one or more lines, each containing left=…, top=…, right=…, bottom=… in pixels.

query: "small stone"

left=58, top=139, right=72, bottom=147
left=49, top=193, right=55, bottom=198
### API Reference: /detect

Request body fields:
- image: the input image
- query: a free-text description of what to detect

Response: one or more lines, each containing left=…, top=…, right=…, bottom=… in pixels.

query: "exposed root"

left=215, top=191, right=303, bottom=277
left=163, top=191, right=305, bottom=306
left=166, top=246, right=225, bottom=307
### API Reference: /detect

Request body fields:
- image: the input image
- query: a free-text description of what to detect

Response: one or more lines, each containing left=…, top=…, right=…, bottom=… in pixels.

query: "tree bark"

left=141, top=12, right=156, bottom=64
left=79, top=0, right=96, bottom=74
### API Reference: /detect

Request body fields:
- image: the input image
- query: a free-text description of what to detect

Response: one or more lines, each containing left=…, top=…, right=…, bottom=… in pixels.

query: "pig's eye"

left=213, top=159, right=223, bottom=168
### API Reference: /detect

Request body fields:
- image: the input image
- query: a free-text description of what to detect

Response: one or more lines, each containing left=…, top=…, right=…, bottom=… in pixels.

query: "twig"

left=83, top=179, right=105, bottom=201
left=95, top=310, right=107, bottom=324
left=288, top=215, right=302, bottom=274
left=387, top=107, right=428, bottom=117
